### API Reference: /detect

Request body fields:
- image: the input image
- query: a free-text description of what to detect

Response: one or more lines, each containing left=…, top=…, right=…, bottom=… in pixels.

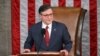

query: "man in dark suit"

left=24, top=4, right=72, bottom=56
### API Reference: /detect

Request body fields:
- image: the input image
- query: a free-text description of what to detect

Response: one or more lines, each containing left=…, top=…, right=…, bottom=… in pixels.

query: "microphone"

left=36, top=28, right=46, bottom=56
left=41, top=28, right=46, bottom=36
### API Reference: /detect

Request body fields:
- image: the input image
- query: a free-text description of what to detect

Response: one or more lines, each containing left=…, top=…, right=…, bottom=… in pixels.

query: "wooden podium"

left=18, top=52, right=65, bottom=56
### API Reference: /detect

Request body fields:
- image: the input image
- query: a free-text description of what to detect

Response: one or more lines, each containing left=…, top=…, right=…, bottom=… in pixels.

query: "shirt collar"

left=42, top=22, right=52, bottom=29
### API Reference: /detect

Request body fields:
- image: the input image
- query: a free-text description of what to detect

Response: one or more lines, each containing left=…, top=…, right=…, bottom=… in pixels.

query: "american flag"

left=11, top=0, right=100, bottom=56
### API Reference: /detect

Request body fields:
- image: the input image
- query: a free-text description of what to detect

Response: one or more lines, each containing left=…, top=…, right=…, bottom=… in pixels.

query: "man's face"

left=40, top=8, right=53, bottom=25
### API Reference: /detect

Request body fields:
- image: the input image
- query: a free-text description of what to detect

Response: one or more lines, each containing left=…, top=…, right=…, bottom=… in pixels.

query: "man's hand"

left=23, top=49, right=31, bottom=53
left=60, top=49, right=69, bottom=56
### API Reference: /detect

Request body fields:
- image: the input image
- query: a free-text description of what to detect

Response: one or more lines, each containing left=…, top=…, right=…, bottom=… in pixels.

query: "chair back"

left=52, top=7, right=87, bottom=56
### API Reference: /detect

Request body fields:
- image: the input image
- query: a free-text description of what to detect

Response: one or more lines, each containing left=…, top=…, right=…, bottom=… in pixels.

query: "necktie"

left=44, top=26, right=50, bottom=46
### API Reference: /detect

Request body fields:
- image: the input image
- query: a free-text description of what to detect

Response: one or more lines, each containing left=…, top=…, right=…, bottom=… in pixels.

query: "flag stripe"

left=89, top=0, right=97, bottom=56
left=20, top=0, right=28, bottom=53
left=81, top=0, right=90, bottom=56
left=11, top=0, right=20, bottom=54
left=74, top=0, right=81, bottom=7
left=51, top=0, right=58, bottom=6
left=81, top=0, right=89, bottom=10
left=35, top=0, right=43, bottom=23
left=28, top=0, right=35, bottom=51
left=58, top=0, right=66, bottom=7
left=43, top=0, right=51, bottom=5
left=97, top=0, right=100, bottom=56
left=66, top=0, right=74, bottom=7
left=28, top=0, right=35, bottom=28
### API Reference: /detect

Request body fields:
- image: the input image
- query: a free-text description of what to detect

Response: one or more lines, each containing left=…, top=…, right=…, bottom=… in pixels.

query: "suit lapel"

left=38, top=22, right=47, bottom=49
left=48, top=21, right=57, bottom=48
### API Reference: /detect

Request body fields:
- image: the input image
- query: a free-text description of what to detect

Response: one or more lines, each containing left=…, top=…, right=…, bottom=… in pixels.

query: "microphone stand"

left=36, top=29, right=45, bottom=56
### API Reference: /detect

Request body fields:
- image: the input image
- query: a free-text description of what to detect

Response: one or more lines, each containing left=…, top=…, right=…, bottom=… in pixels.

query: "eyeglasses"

left=41, top=13, right=53, bottom=17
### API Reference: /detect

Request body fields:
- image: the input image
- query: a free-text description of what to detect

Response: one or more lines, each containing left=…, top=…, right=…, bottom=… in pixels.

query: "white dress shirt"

left=42, top=22, right=52, bottom=38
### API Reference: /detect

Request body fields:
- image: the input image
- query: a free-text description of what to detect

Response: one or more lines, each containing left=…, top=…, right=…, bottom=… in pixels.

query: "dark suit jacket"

left=24, top=21, right=72, bottom=52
